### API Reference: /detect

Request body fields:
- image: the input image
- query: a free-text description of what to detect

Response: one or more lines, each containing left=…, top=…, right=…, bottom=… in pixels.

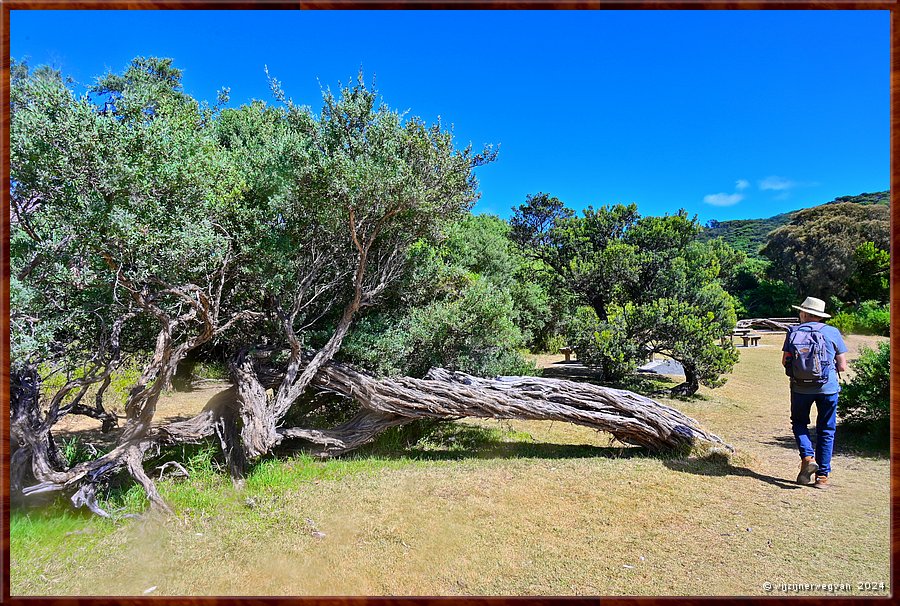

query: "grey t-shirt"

left=782, top=322, right=848, bottom=395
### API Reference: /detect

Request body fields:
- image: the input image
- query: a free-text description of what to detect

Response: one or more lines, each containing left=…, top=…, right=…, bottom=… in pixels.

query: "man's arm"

left=835, top=353, right=848, bottom=373
left=782, top=351, right=791, bottom=367
left=832, top=330, right=849, bottom=373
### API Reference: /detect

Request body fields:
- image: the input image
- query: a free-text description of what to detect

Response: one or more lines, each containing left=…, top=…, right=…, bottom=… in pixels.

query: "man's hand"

left=835, top=353, right=848, bottom=373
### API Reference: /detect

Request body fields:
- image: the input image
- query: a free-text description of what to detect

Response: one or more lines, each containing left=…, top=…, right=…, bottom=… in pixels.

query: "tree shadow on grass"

left=662, top=452, right=804, bottom=490
left=340, top=421, right=656, bottom=462
left=399, top=441, right=652, bottom=462
left=764, top=425, right=889, bottom=460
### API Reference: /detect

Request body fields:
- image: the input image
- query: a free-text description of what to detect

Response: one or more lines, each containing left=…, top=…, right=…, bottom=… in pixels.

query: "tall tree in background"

left=760, top=202, right=889, bottom=301
left=846, top=241, right=890, bottom=304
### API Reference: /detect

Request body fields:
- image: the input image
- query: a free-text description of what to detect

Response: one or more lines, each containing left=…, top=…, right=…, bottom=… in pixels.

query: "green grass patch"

left=11, top=504, right=103, bottom=551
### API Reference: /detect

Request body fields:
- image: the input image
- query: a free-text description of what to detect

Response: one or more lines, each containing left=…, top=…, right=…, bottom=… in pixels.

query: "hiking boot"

left=812, top=474, right=829, bottom=489
left=797, top=456, right=818, bottom=485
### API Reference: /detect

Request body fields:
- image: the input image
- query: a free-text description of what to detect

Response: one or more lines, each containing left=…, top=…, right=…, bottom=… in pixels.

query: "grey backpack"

left=785, top=324, right=831, bottom=385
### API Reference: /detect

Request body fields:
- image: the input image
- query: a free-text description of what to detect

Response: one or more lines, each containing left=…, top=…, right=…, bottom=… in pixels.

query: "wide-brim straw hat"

left=791, top=296, right=831, bottom=319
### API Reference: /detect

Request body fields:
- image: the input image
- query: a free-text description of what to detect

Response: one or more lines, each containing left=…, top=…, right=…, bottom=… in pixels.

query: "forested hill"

left=698, top=190, right=890, bottom=258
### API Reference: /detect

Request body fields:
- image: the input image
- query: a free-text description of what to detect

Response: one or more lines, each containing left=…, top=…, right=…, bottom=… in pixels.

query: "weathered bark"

left=736, top=318, right=791, bottom=332
left=161, top=354, right=732, bottom=461
left=231, top=350, right=277, bottom=460
left=10, top=280, right=237, bottom=513
left=124, top=443, right=171, bottom=513
left=10, top=365, right=70, bottom=488
left=277, top=362, right=733, bottom=455
left=15, top=352, right=731, bottom=515
left=10, top=445, right=33, bottom=495
left=231, top=214, right=385, bottom=460
left=10, top=311, right=133, bottom=493
left=279, top=409, right=412, bottom=455
left=64, top=402, right=118, bottom=433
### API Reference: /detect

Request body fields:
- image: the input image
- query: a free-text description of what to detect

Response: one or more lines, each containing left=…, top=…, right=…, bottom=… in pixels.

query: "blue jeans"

left=790, top=392, right=839, bottom=476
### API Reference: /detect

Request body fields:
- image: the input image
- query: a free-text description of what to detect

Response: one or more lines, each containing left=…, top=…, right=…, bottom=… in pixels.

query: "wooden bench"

left=559, top=346, right=575, bottom=362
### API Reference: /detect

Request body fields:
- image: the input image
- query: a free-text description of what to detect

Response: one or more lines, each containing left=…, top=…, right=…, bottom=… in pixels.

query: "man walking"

left=782, top=296, right=848, bottom=488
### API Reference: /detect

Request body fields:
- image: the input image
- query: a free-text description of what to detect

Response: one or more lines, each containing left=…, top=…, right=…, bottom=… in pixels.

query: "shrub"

left=565, top=306, right=639, bottom=381
left=839, top=343, right=889, bottom=427
left=828, top=301, right=889, bottom=336
left=857, top=300, right=889, bottom=336
left=342, top=276, right=536, bottom=379
left=828, top=312, right=857, bottom=335
left=847, top=241, right=889, bottom=304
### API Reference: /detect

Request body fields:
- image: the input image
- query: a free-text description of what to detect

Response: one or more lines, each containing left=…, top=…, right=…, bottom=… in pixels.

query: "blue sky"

left=11, top=10, right=889, bottom=223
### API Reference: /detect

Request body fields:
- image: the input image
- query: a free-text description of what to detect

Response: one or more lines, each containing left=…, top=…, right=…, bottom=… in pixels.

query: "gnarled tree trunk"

left=274, top=362, right=732, bottom=455
left=736, top=318, right=791, bottom=332
left=15, top=355, right=732, bottom=516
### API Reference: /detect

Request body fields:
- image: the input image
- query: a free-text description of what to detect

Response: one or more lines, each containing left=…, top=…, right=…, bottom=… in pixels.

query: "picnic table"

left=720, top=328, right=761, bottom=347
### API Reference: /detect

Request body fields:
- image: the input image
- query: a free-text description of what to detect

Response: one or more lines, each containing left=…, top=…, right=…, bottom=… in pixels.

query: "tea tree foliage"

left=340, top=214, right=544, bottom=378
left=12, top=58, right=492, bottom=374
left=511, top=193, right=740, bottom=394
left=12, top=56, right=744, bottom=515
left=10, top=57, right=497, bottom=507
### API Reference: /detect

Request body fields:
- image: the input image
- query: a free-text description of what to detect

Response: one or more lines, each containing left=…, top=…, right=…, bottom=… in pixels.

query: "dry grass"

left=11, top=332, right=890, bottom=596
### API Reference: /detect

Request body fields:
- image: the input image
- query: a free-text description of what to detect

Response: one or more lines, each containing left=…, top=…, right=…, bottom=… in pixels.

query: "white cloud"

left=735, top=179, right=750, bottom=191
left=703, top=192, right=744, bottom=207
left=759, top=176, right=796, bottom=191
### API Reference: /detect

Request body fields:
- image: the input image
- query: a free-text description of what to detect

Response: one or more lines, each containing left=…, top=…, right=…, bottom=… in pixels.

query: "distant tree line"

left=701, top=192, right=889, bottom=333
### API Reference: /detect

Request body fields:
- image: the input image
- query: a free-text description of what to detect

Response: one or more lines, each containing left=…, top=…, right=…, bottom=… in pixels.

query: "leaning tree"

left=10, top=59, right=732, bottom=516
